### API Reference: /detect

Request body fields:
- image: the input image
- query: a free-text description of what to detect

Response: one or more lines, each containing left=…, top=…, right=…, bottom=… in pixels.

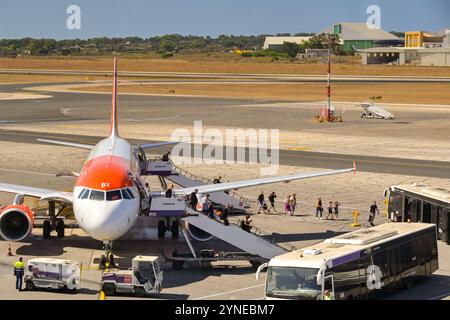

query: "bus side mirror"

left=316, top=267, right=325, bottom=286
left=256, top=263, right=268, bottom=281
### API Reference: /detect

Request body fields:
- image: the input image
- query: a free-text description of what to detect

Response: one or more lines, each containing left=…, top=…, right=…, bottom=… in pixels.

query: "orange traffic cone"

left=7, top=244, right=13, bottom=256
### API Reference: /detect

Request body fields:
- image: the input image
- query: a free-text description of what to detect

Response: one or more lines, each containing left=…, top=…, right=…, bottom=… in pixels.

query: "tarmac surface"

left=0, top=79, right=449, bottom=300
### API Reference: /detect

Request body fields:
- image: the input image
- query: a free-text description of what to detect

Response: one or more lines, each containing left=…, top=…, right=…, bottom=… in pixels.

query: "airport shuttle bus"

left=258, top=223, right=438, bottom=300
left=385, top=183, right=450, bottom=244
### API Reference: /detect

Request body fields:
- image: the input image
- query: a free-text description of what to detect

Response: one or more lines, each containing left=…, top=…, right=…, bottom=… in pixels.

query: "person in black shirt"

left=161, top=152, right=170, bottom=162
left=268, top=192, right=277, bottom=214
left=165, top=184, right=174, bottom=198
left=189, top=189, right=199, bottom=210
left=369, top=201, right=379, bottom=227
left=221, top=204, right=230, bottom=226
left=257, top=192, right=266, bottom=214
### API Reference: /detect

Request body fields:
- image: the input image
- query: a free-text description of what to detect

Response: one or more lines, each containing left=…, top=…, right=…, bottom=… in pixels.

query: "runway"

left=1, top=82, right=449, bottom=179
left=2, top=69, right=450, bottom=83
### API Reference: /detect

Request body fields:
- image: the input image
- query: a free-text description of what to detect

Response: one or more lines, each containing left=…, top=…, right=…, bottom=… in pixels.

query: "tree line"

left=0, top=34, right=315, bottom=57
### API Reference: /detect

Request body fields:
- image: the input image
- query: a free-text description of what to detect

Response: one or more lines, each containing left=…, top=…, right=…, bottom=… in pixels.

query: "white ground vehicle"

left=100, top=256, right=163, bottom=296
left=24, top=258, right=81, bottom=292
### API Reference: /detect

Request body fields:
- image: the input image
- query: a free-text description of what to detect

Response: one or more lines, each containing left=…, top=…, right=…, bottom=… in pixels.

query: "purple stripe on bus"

left=330, top=251, right=361, bottom=267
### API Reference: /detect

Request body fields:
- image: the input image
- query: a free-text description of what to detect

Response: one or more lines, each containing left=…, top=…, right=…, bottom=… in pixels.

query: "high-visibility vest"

left=14, top=261, right=24, bottom=271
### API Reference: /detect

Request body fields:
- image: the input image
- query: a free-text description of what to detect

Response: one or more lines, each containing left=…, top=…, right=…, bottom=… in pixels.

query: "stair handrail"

left=235, top=218, right=297, bottom=252
left=170, top=161, right=251, bottom=207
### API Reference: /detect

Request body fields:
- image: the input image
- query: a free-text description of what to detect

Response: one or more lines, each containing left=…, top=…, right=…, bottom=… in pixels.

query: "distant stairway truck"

left=182, top=207, right=290, bottom=260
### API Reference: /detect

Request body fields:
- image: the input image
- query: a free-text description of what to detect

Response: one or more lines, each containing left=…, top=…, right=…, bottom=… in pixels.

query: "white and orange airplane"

left=0, top=58, right=355, bottom=253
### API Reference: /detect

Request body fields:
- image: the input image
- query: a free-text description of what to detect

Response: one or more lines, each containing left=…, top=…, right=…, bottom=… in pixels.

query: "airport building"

left=359, top=29, right=450, bottom=66
left=325, top=23, right=403, bottom=51
left=263, top=36, right=311, bottom=50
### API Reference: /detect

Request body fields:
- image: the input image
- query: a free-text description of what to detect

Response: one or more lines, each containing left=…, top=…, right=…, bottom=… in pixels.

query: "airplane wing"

left=139, top=141, right=178, bottom=150
left=0, top=183, right=73, bottom=204
left=173, top=166, right=355, bottom=195
left=37, top=139, right=94, bottom=150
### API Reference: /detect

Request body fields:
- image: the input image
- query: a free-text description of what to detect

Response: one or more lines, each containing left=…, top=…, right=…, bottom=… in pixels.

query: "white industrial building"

left=263, top=36, right=311, bottom=50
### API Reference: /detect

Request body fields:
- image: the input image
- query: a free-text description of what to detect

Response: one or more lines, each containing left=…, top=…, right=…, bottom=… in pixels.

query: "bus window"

left=266, top=267, right=320, bottom=299
left=423, top=202, right=431, bottom=223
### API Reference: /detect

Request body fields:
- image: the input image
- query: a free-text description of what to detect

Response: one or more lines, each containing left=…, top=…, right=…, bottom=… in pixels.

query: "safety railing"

left=170, top=161, right=251, bottom=208
left=236, top=219, right=297, bottom=253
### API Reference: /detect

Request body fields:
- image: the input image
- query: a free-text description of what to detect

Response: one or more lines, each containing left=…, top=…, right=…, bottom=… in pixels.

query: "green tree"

left=283, top=42, right=300, bottom=58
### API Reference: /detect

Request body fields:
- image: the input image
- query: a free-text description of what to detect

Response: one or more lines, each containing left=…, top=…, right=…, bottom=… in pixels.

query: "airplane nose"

left=74, top=199, right=137, bottom=241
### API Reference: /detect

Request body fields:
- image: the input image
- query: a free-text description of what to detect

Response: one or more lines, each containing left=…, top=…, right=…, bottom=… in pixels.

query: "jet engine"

left=0, top=205, right=34, bottom=241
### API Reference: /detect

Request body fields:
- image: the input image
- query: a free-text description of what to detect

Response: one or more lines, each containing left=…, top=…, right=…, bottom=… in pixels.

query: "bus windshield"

left=266, top=267, right=321, bottom=299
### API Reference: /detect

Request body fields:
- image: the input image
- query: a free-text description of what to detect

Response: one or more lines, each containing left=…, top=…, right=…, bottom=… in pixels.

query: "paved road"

left=2, top=69, right=450, bottom=83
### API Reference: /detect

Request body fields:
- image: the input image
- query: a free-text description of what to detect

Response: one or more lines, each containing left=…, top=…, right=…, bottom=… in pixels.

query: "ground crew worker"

left=14, top=257, right=25, bottom=291
left=323, top=289, right=334, bottom=300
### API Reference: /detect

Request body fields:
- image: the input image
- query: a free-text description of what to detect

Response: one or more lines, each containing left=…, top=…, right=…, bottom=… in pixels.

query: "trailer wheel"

left=171, top=220, right=179, bottom=239
left=25, top=280, right=35, bottom=291
left=102, top=283, right=116, bottom=296
left=56, top=219, right=65, bottom=238
left=173, top=261, right=184, bottom=270
left=43, top=220, right=51, bottom=239
left=158, top=220, right=166, bottom=239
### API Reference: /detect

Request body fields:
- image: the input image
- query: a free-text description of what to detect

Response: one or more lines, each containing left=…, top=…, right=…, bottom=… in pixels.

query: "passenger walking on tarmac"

left=326, top=201, right=334, bottom=220
left=242, top=215, right=252, bottom=232
left=161, top=151, right=171, bottom=162
left=257, top=192, right=267, bottom=214
left=268, top=192, right=277, bottom=214
left=189, top=189, right=199, bottom=210
left=284, top=195, right=292, bottom=215
left=165, top=184, right=174, bottom=198
left=290, top=194, right=297, bottom=216
left=369, top=201, right=380, bottom=227
left=145, top=182, right=151, bottom=194
left=333, top=201, right=340, bottom=220
left=14, top=257, right=25, bottom=291
left=315, top=198, right=324, bottom=220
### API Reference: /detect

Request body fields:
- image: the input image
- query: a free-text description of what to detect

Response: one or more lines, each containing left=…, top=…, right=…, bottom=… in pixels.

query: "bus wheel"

left=158, top=220, right=166, bottom=239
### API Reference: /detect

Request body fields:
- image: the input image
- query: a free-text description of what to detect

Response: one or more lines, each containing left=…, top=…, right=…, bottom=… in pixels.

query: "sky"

left=0, top=0, right=449, bottom=39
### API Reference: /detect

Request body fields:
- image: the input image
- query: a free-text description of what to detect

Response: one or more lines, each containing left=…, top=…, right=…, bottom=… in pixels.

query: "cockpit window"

left=106, top=190, right=122, bottom=201
left=121, top=189, right=131, bottom=200
left=126, top=188, right=135, bottom=199
left=78, top=188, right=87, bottom=199
left=89, top=190, right=105, bottom=201
left=81, top=189, right=90, bottom=199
